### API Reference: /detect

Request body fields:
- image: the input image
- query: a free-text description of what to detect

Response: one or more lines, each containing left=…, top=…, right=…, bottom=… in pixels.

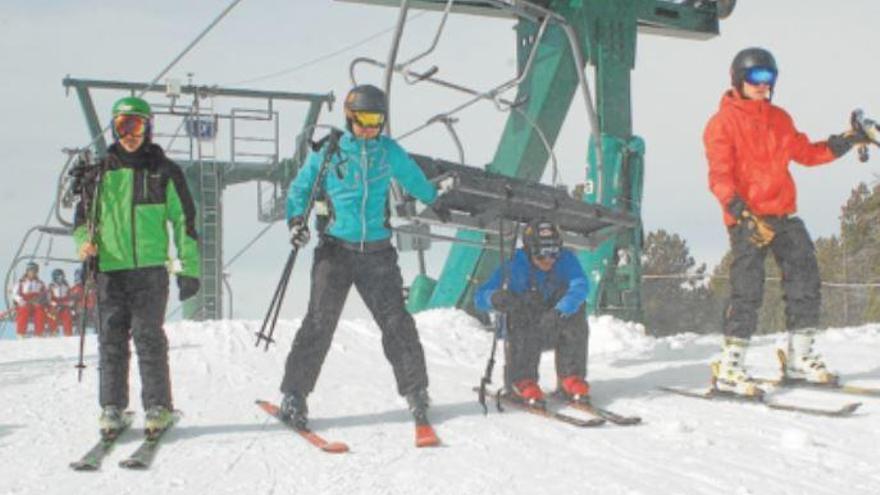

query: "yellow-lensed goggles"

left=350, top=111, right=385, bottom=128
left=113, top=114, right=148, bottom=138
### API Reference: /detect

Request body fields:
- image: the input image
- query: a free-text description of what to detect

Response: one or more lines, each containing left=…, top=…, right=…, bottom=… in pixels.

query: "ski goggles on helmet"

left=113, top=114, right=149, bottom=138
left=350, top=111, right=385, bottom=129
left=744, top=67, right=777, bottom=86
left=533, top=245, right=561, bottom=261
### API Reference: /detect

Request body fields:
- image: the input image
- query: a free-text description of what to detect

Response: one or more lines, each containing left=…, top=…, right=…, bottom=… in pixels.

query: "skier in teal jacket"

left=278, top=85, right=450, bottom=436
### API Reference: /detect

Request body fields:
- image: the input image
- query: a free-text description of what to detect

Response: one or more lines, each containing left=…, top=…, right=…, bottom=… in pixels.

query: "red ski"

left=256, top=400, right=349, bottom=454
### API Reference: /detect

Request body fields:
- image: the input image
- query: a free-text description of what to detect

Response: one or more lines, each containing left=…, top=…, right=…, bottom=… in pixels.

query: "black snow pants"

left=97, top=266, right=172, bottom=410
left=724, top=216, right=821, bottom=339
left=503, top=294, right=588, bottom=387
left=280, top=238, right=429, bottom=397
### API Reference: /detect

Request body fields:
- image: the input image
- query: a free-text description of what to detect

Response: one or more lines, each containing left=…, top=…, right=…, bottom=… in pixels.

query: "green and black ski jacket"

left=73, top=143, right=200, bottom=277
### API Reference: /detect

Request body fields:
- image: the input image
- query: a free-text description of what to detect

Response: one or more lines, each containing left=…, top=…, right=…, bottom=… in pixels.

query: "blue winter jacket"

left=473, top=248, right=590, bottom=317
left=286, top=131, right=437, bottom=244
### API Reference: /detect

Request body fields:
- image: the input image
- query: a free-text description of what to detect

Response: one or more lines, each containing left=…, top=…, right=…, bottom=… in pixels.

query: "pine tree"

left=642, top=230, right=718, bottom=336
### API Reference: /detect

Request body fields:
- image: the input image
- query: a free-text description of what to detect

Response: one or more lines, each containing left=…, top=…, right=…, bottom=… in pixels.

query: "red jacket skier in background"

left=47, top=269, right=74, bottom=337
left=703, top=47, right=868, bottom=396
left=14, top=262, right=47, bottom=337
left=69, top=268, right=97, bottom=334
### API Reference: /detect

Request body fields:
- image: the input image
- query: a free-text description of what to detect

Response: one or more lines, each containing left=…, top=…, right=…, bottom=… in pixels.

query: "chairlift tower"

left=339, top=0, right=734, bottom=322
left=61, top=77, right=334, bottom=320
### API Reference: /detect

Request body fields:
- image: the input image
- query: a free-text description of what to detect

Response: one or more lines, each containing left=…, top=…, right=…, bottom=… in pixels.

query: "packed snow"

left=1, top=310, right=879, bottom=495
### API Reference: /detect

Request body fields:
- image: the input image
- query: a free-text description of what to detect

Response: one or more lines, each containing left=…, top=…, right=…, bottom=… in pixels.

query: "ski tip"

left=840, top=402, right=862, bottom=415
left=321, top=442, right=351, bottom=453
left=416, top=437, right=441, bottom=448
left=118, top=460, right=148, bottom=470
left=415, top=424, right=441, bottom=448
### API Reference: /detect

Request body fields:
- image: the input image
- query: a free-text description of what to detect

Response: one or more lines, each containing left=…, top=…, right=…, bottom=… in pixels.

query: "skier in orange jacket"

left=703, top=47, right=869, bottom=396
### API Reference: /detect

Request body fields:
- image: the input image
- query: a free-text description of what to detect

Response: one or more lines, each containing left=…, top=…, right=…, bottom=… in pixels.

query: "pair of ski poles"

left=254, top=130, right=342, bottom=351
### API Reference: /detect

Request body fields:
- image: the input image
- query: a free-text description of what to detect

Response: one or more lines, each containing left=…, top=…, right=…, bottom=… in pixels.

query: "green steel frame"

left=338, top=0, right=724, bottom=321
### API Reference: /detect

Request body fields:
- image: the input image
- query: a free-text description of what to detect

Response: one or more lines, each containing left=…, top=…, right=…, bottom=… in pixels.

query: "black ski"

left=473, top=387, right=605, bottom=428
left=759, top=377, right=880, bottom=398
left=550, top=394, right=642, bottom=426
left=659, top=386, right=861, bottom=418
left=69, top=412, right=135, bottom=471
left=758, top=349, right=880, bottom=398
left=118, top=412, right=181, bottom=470
left=256, top=400, right=349, bottom=453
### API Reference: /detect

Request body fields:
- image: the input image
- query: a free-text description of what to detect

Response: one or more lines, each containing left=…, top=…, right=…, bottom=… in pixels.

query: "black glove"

left=177, top=276, right=200, bottom=302
left=490, top=289, right=516, bottom=312
left=727, top=197, right=774, bottom=248
left=288, top=216, right=310, bottom=247
left=828, top=133, right=858, bottom=158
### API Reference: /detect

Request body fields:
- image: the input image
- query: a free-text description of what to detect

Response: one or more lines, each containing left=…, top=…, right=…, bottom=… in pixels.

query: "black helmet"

left=344, top=85, right=387, bottom=114
left=730, top=47, right=778, bottom=91
left=522, top=218, right=563, bottom=259
left=52, top=269, right=65, bottom=283
left=344, top=85, right=387, bottom=131
left=25, top=261, right=39, bottom=273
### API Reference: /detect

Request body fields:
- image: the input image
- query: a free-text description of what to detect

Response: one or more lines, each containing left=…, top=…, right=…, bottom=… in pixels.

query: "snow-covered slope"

left=1, top=311, right=879, bottom=495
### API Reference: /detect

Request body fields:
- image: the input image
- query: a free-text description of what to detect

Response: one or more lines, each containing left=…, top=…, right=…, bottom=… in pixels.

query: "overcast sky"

left=1, top=0, right=878, bottom=324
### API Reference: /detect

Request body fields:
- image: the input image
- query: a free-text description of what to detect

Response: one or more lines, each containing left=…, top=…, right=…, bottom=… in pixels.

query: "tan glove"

left=78, top=242, right=97, bottom=261
left=740, top=211, right=775, bottom=248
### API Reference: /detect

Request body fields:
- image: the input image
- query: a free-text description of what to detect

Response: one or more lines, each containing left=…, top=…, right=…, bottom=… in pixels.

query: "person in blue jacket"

left=278, top=85, right=450, bottom=430
left=474, top=218, right=591, bottom=404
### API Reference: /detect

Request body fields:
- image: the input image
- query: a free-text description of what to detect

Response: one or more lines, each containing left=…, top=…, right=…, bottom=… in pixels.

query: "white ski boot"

left=784, top=329, right=838, bottom=384
left=99, top=405, right=126, bottom=434
left=713, top=337, right=765, bottom=397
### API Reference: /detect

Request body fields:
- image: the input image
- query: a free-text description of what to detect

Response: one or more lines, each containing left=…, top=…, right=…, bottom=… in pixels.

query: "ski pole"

left=254, top=128, right=342, bottom=351
left=74, top=260, right=92, bottom=381
left=254, top=246, right=298, bottom=350
left=74, top=158, right=103, bottom=382
left=478, top=202, right=518, bottom=414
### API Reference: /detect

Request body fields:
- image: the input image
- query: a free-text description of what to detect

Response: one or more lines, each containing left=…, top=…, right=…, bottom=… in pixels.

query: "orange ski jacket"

left=704, top=90, right=836, bottom=226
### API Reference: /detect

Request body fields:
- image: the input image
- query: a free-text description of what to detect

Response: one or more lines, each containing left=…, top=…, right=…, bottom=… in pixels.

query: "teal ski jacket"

left=286, top=131, right=438, bottom=244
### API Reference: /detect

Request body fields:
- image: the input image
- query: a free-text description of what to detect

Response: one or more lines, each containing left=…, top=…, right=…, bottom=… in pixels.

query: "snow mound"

left=0, top=311, right=879, bottom=495
left=589, top=314, right=656, bottom=357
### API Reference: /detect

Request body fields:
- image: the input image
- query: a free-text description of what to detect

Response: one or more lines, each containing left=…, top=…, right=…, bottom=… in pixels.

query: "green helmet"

left=112, top=96, right=152, bottom=119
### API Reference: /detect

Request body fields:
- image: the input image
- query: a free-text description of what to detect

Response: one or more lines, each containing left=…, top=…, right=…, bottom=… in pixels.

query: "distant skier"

left=473, top=219, right=591, bottom=404
left=73, top=96, right=200, bottom=434
left=704, top=47, right=871, bottom=396
left=47, top=269, right=74, bottom=337
left=13, top=262, right=47, bottom=338
left=278, top=85, right=451, bottom=433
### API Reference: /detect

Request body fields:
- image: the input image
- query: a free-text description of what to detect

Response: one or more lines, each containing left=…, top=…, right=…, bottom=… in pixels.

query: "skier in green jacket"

left=74, top=96, right=200, bottom=435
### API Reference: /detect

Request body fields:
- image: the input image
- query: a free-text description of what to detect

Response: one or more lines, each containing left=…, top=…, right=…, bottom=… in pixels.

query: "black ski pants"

left=280, top=239, right=429, bottom=397
left=97, top=266, right=172, bottom=410
left=724, top=216, right=821, bottom=339
left=503, top=295, right=588, bottom=387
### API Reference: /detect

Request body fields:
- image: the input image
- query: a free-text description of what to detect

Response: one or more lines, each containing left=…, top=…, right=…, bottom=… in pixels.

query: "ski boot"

left=558, top=375, right=591, bottom=403
left=784, top=329, right=838, bottom=385
left=279, top=392, right=308, bottom=430
left=99, top=405, right=126, bottom=436
left=144, top=405, right=176, bottom=436
left=512, top=379, right=545, bottom=406
left=406, top=389, right=431, bottom=426
left=712, top=337, right=765, bottom=398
